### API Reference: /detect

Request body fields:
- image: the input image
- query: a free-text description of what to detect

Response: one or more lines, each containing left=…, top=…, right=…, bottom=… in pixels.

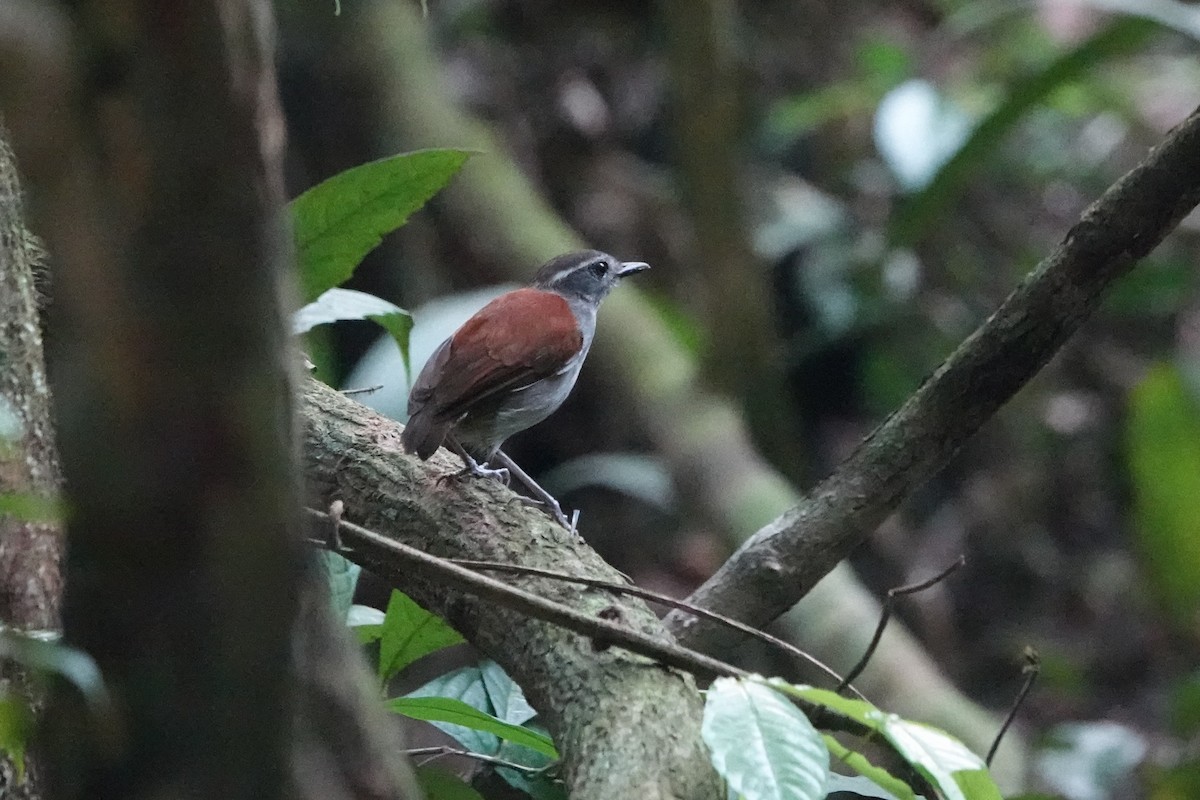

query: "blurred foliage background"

left=280, top=1, right=1200, bottom=797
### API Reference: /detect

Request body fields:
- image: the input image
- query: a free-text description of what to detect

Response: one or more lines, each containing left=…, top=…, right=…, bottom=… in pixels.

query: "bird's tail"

left=400, top=409, right=448, bottom=460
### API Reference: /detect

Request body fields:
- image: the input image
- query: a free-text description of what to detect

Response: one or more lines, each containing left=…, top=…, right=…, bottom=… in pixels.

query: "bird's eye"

left=589, top=261, right=609, bottom=278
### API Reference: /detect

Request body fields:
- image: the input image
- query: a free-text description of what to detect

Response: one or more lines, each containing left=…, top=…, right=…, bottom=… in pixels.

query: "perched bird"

left=402, top=250, right=649, bottom=530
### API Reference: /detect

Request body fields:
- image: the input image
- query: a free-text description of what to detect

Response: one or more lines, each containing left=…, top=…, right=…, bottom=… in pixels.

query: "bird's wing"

left=407, top=288, right=583, bottom=422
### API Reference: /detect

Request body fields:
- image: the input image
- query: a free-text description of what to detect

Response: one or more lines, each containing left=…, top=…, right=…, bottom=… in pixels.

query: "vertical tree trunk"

left=0, top=120, right=62, bottom=800
left=5, top=3, right=302, bottom=798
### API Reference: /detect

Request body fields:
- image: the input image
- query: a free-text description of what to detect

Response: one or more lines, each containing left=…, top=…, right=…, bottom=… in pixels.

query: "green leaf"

left=494, top=734, right=565, bottom=800
left=702, top=677, right=830, bottom=800
left=880, top=718, right=1000, bottom=800
left=293, top=288, right=415, bottom=380
left=290, top=149, right=472, bottom=301
left=1127, top=363, right=1200, bottom=631
left=316, top=550, right=361, bottom=622
left=407, top=665, right=498, bottom=755
left=764, top=679, right=1000, bottom=800
left=0, top=631, right=110, bottom=713
left=378, top=590, right=464, bottom=681
left=764, top=680, right=881, bottom=726
left=410, top=663, right=560, bottom=796
left=415, top=766, right=486, bottom=800
left=347, top=604, right=385, bottom=644
left=0, top=695, right=32, bottom=779
left=822, top=735, right=916, bottom=800
left=388, top=696, right=558, bottom=758
left=888, top=17, right=1155, bottom=247
left=477, top=659, right=538, bottom=726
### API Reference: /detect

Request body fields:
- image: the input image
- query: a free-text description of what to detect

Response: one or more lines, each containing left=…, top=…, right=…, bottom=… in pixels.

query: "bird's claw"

left=437, top=461, right=510, bottom=487
left=520, top=496, right=579, bottom=536
left=471, top=463, right=510, bottom=485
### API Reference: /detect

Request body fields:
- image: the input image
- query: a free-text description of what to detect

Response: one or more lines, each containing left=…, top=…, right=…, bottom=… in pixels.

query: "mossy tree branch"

left=302, top=380, right=723, bottom=800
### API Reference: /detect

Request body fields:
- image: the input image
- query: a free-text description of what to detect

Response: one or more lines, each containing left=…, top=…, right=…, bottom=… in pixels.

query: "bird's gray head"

left=532, top=249, right=650, bottom=305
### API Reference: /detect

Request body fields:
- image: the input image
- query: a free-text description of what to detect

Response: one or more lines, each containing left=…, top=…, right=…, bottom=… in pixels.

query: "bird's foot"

left=519, top=496, right=580, bottom=536
left=484, top=450, right=580, bottom=535
left=462, top=459, right=510, bottom=486
left=435, top=454, right=510, bottom=487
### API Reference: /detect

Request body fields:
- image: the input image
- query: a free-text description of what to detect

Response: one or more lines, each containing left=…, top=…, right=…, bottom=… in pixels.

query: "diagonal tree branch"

left=669, top=104, right=1200, bottom=650
left=302, top=379, right=723, bottom=800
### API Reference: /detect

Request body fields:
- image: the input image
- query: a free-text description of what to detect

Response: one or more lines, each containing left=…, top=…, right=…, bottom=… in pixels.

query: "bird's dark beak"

left=617, top=261, right=650, bottom=278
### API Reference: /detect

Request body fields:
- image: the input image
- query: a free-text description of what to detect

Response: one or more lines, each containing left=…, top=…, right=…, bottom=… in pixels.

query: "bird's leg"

left=488, top=450, right=579, bottom=535
left=445, top=435, right=510, bottom=485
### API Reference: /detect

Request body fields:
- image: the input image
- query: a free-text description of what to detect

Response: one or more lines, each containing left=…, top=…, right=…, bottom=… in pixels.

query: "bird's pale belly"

left=455, top=356, right=585, bottom=459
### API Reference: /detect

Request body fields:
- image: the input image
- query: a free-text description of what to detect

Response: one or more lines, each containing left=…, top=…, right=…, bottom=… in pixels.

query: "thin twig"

left=837, top=556, right=965, bottom=692
left=302, top=507, right=748, bottom=682
left=340, top=384, right=384, bottom=396
left=326, top=499, right=344, bottom=551
left=403, top=745, right=557, bottom=775
left=987, top=646, right=1040, bottom=766
left=449, top=558, right=863, bottom=700
left=301, top=506, right=943, bottom=781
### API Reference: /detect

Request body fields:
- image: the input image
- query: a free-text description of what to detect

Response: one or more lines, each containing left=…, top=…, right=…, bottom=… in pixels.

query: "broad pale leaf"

left=876, top=716, right=1001, bottom=800
left=292, top=288, right=414, bottom=378
left=702, top=677, right=829, bottom=800
left=316, top=550, right=360, bottom=622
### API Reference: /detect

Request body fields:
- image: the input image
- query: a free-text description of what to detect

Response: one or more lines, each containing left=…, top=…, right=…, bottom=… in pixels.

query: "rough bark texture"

left=303, top=379, right=723, bottom=800
left=0, top=127, right=60, bottom=634
left=0, top=6, right=425, bottom=798
left=0, top=121, right=61, bottom=800
left=4, top=3, right=303, bottom=798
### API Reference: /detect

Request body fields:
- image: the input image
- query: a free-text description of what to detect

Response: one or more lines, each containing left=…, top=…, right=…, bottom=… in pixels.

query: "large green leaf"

left=292, top=288, right=415, bottom=379
left=701, top=677, right=829, bottom=800
left=407, top=664, right=498, bottom=755
left=388, top=696, right=558, bottom=758
left=1126, top=363, right=1200, bottom=631
left=378, top=590, right=464, bottom=682
left=408, top=662, right=563, bottom=798
left=764, top=680, right=880, bottom=725
left=879, top=718, right=1000, bottom=800
left=415, top=766, right=486, bottom=800
left=765, top=679, right=1000, bottom=800
left=290, top=149, right=471, bottom=301
left=822, top=735, right=916, bottom=800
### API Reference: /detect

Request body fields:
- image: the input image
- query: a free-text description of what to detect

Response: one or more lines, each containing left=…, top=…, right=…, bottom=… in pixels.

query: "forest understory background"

left=286, top=0, right=1200, bottom=764
left=2, top=0, right=1200, bottom=798
left=280, top=2, right=1200, bottom=795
